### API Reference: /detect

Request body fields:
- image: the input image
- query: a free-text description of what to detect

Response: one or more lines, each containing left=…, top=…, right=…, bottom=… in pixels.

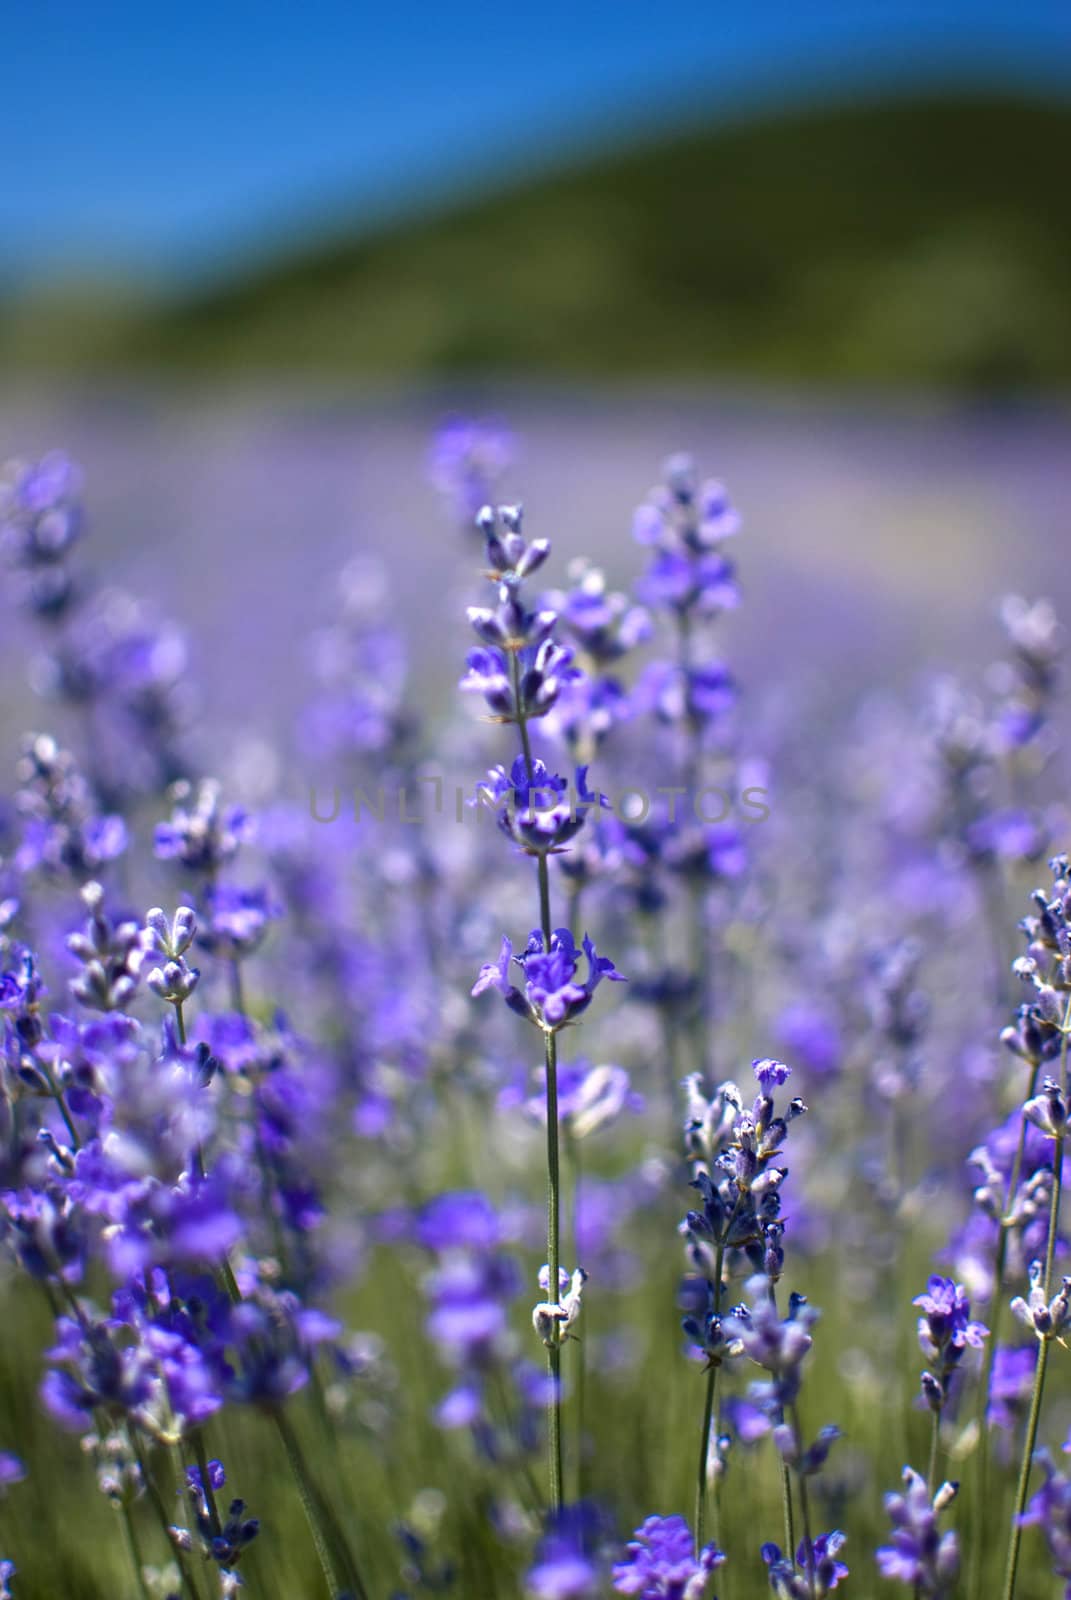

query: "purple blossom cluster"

left=0, top=428, right=1067, bottom=1600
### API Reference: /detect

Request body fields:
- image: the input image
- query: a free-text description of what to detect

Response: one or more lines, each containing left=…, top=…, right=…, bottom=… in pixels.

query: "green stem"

left=768, top=1283, right=796, bottom=1562
left=1001, top=1334, right=1050, bottom=1600
left=695, top=1365, right=717, bottom=1552
left=790, top=1404, right=817, bottom=1600
left=38, top=1059, right=80, bottom=1150
left=130, top=1432, right=204, bottom=1600
left=273, top=1409, right=368, bottom=1600
left=780, top=1451, right=797, bottom=1571
left=118, top=1498, right=153, bottom=1600
left=695, top=1189, right=743, bottom=1553
left=927, top=1407, right=941, bottom=1497
left=969, top=1060, right=1039, bottom=1600
left=566, top=1126, right=587, bottom=1504
left=175, top=999, right=210, bottom=1184
left=512, top=645, right=565, bottom=1516
left=536, top=853, right=553, bottom=949
left=193, top=1430, right=222, bottom=1538
left=544, top=1025, right=564, bottom=1514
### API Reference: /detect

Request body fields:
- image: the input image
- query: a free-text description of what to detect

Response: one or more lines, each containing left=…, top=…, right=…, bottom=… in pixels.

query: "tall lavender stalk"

left=681, top=1060, right=811, bottom=1563
left=632, top=457, right=743, bottom=1079
left=996, top=856, right=1071, bottom=1600
left=468, top=504, right=623, bottom=1513
left=1001, top=1051, right=1070, bottom=1598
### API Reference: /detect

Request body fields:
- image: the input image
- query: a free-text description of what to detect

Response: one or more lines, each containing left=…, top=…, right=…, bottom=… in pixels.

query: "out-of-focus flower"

left=875, top=1469, right=958, bottom=1597
left=611, top=1514, right=724, bottom=1597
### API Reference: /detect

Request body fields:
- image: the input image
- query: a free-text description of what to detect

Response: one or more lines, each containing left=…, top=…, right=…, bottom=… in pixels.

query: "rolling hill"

left=5, top=92, right=1071, bottom=388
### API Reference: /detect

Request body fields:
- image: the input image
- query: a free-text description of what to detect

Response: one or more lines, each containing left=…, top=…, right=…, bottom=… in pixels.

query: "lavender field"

left=1, top=387, right=1071, bottom=1600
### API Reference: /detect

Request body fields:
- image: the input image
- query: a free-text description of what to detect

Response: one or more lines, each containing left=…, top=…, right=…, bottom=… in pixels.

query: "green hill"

left=6, top=92, right=1071, bottom=388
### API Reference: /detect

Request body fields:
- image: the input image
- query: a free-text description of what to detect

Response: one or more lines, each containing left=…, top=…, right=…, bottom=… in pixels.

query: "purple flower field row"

left=0, top=399, right=1069, bottom=1598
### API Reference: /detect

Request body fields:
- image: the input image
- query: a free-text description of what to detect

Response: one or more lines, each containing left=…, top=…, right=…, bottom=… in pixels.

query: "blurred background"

left=2, top=1, right=1071, bottom=742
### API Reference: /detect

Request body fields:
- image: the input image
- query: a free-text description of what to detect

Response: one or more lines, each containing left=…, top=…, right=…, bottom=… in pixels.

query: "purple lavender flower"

left=66, top=882, right=146, bottom=1012
left=1018, top=1449, right=1071, bottom=1595
left=416, top=1191, right=504, bottom=1252
left=182, top=1455, right=260, bottom=1578
left=196, top=883, right=280, bottom=961
left=632, top=457, right=740, bottom=627
left=1024, top=1077, right=1071, bottom=1140
left=762, top=1531, right=848, bottom=1596
left=612, top=1514, right=724, bottom=1598
left=526, top=1506, right=603, bottom=1598
left=775, top=1003, right=843, bottom=1079
left=725, top=1292, right=817, bottom=1413
left=425, top=1253, right=517, bottom=1363
left=473, top=929, right=623, bottom=1029
left=875, top=1469, right=959, bottom=1597
left=501, top=1058, right=643, bottom=1141
left=429, top=416, right=515, bottom=526
left=1, top=1187, right=84, bottom=1283
left=155, top=779, right=252, bottom=874
left=461, top=639, right=578, bottom=723
left=186, top=1458, right=226, bottom=1496
left=1, top=452, right=83, bottom=620
left=550, top=560, right=651, bottom=665
left=41, top=1314, right=156, bottom=1432
left=987, top=1344, right=1036, bottom=1432
left=14, top=735, right=127, bottom=880
left=993, top=595, right=1063, bottom=756
left=913, top=1276, right=987, bottom=1409
left=476, top=756, right=609, bottom=856
left=1010, top=1260, right=1071, bottom=1341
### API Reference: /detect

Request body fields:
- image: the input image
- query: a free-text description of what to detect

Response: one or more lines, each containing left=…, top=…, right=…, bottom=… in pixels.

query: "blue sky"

left=7, top=2, right=1071, bottom=288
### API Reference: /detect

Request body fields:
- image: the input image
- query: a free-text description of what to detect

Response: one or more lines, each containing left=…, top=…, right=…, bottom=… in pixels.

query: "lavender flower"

left=462, top=639, right=578, bottom=723
left=503, top=1058, right=643, bottom=1140
left=913, top=1276, right=987, bottom=1410
left=429, top=417, right=515, bottom=526
left=875, top=1470, right=959, bottom=1597
left=0, top=452, right=84, bottom=620
left=611, top=1515, right=724, bottom=1598
left=476, top=757, right=609, bottom=856
left=182, top=1457, right=260, bottom=1581
left=550, top=560, right=650, bottom=666
left=65, top=881, right=146, bottom=1012
left=1010, top=1260, right=1071, bottom=1341
left=14, top=734, right=126, bottom=880
left=762, top=1531, right=848, bottom=1597
left=1024, top=1078, right=1071, bottom=1140
left=473, top=929, right=623, bottom=1030
left=526, top=1506, right=603, bottom=1598
left=1019, top=1450, right=1071, bottom=1594
left=987, top=1344, right=1036, bottom=1432
left=196, top=884, right=280, bottom=961
left=155, top=779, right=252, bottom=875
